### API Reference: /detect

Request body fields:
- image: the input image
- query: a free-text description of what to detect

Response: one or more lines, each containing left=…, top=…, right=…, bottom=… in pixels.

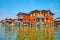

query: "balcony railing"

left=36, top=16, right=44, bottom=19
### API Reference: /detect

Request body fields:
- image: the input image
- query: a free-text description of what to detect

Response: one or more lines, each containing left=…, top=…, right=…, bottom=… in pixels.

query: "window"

left=48, top=20, right=50, bottom=22
left=34, top=19, right=35, bottom=21
left=33, top=13, right=35, bottom=16
left=44, top=19, right=46, bottom=22
left=45, top=13, right=48, bottom=16
left=37, top=13, right=39, bottom=16
left=30, top=14, right=32, bottom=16
left=46, top=18, right=48, bottom=20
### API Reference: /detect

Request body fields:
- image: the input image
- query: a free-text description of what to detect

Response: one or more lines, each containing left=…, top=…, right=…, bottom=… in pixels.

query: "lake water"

left=0, top=25, right=60, bottom=40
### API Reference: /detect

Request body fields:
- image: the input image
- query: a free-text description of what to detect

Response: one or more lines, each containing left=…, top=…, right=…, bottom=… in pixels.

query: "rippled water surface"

left=0, top=25, right=60, bottom=40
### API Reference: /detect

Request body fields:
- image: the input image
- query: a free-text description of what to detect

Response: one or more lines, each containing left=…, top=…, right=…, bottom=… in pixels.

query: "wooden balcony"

left=36, top=16, right=44, bottom=19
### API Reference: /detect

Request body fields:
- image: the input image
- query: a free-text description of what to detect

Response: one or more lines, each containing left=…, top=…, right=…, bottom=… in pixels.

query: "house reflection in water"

left=16, top=26, right=54, bottom=40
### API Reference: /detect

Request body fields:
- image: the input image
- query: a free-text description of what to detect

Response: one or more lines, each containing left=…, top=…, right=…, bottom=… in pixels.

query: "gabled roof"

left=17, top=10, right=54, bottom=16
left=29, top=10, right=54, bottom=15
left=50, top=12, right=54, bottom=15
left=55, top=17, right=60, bottom=21
left=17, top=12, right=29, bottom=16
left=29, top=10, right=40, bottom=14
left=41, top=10, right=54, bottom=15
left=48, top=10, right=54, bottom=15
left=41, top=10, right=48, bottom=12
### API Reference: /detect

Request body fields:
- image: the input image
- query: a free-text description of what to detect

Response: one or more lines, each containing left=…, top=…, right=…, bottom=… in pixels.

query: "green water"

left=0, top=25, right=60, bottom=40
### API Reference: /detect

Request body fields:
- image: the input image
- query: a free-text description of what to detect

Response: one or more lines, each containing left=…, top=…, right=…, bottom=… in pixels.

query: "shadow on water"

left=0, top=25, right=60, bottom=40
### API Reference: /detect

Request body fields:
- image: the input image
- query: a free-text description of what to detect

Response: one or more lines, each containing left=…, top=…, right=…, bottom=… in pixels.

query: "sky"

left=0, top=0, right=60, bottom=20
